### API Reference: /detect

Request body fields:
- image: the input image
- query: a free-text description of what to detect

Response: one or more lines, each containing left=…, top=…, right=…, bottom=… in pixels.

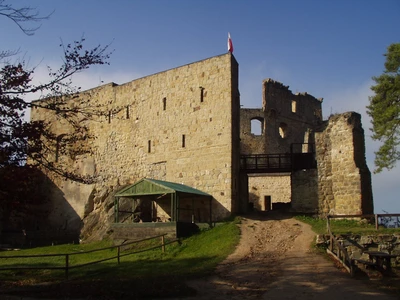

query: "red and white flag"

left=227, top=32, right=233, bottom=53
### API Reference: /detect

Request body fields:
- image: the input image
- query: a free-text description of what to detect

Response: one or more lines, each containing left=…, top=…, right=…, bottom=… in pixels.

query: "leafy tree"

left=367, top=43, right=400, bottom=173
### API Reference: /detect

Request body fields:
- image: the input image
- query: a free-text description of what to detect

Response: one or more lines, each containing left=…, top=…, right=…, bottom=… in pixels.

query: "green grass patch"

left=295, top=215, right=399, bottom=235
left=0, top=218, right=241, bottom=287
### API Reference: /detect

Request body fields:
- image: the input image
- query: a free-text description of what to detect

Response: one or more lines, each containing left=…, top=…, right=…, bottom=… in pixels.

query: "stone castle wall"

left=240, top=81, right=373, bottom=216
left=291, top=169, right=319, bottom=213
left=240, top=108, right=265, bottom=154
left=240, top=79, right=324, bottom=214
left=262, top=79, right=323, bottom=154
left=31, top=53, right=240, bottom=232
left=315, top=112, right=373, bottom=216
left=27, top=53, right=374, bottom=240
left=248, top=174, right=291, bottom=210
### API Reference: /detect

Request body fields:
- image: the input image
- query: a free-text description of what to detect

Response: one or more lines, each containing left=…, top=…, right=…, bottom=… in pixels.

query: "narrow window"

left=55, top=134, right=66, bottom=162
left=199, top=87, right=204, bottom=103
left=279, top=123, right=288, bottom=138
left=108, top=111, right=112, bottom=123
left=291, top=100, right=297, bottom=113
left=251, top=118, right=263, bottom=135
left=163, top=97, right=167, bottom=110
left=182, top=134, right=186, bottom=148
left=148, top=140, right=151, bottom=153
left=126, top=106, right=130, bottom=119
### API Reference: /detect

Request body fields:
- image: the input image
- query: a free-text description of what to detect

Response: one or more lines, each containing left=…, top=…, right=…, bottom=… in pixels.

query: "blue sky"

left=1, top=0, right=399, bottom=213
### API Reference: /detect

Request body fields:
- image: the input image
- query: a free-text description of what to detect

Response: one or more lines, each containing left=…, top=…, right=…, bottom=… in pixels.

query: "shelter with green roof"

left=112, top=178, right=213, bottom=238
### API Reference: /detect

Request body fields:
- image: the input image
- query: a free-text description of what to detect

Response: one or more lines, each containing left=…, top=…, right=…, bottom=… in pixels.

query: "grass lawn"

left=0, top=218, right=241, bottom=298
left=295, top=215, right=400, bottom=235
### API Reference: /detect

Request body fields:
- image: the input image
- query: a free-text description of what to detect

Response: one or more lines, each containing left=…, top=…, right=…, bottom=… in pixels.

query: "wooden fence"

left=0, top=234, right=178, bottom=279
left=326, top=213, right=400, bottom=276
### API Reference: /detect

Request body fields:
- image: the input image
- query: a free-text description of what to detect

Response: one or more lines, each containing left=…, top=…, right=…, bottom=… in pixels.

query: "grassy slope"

left=0, top=218, right=241, bottom=298
left=295, top=215, right=400, bottom=235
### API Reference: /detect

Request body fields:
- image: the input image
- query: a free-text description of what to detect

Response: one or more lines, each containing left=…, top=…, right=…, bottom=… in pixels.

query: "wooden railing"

left=240, top=153, right=292, bottom=172
left=326, top=214, right=400, bottom=276
left=326, top=216, right=354, bottom=275
left=240, top=152, right=317, bottom=173
left=0, top=234, right=178, bottom=279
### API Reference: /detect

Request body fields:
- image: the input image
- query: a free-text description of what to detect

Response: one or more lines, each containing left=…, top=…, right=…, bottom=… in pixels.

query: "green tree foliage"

left=367, top=43, right=400, bottom=173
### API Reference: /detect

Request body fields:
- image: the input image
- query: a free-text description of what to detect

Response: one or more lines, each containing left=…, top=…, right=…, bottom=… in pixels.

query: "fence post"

left=117, top=245, right=120, bottom=264
left=375, top=214, right=379, bottom=230
left=161, top=235, right=165, bottom=253
left=65, top=254, right=69, bottom=279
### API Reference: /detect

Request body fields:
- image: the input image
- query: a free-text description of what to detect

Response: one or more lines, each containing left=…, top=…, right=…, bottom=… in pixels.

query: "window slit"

left=199, top=87, right=204, bottom=103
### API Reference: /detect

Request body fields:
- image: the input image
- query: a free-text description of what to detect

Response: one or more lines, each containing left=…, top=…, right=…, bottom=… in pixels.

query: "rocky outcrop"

left=80, top=186, right=118, bottom=243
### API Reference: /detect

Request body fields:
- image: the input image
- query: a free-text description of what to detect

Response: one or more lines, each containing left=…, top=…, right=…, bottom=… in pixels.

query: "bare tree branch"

left=0, top=0, right=53, bottom=36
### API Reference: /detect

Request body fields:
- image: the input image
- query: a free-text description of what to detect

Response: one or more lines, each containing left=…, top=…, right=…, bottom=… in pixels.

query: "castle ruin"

left=28, top=53, right=373, bottom=240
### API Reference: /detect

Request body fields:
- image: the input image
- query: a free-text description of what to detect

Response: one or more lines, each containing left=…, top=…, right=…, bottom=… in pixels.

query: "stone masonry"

left=29, top=53, right=374, bottom=240
left=314, top=112, right=373, bottom=216
left=240, top=80, right=373, bottom=216
left=31, top=53, right=240, bottom=234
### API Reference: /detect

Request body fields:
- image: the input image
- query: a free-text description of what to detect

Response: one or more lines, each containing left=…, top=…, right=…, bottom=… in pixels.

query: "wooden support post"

left=375, top=214, right=379, bottom=230
left=65, top=254, right=69, bottom=279
left=118, top=245, right=121, bottom=264
left=161, top=235, right=165, bottom=253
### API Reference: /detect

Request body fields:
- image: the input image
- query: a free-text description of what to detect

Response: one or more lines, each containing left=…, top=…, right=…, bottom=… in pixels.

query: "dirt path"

left=176, top=211, right=398, bottom=300
left=2, top=212, right=398, bottom=299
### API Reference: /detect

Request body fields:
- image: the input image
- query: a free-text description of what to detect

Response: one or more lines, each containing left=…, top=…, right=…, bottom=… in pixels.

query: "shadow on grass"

left=0, top=255, right=219, bottom=299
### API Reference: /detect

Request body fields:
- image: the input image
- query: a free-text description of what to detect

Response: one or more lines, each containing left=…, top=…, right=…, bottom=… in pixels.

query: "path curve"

left=176, top=212, right=397, bottom=300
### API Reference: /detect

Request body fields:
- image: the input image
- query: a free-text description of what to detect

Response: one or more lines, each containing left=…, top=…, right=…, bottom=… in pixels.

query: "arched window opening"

left=279, top=123, right=288, bottom=138
left=251, top=118, right=263, bottom=135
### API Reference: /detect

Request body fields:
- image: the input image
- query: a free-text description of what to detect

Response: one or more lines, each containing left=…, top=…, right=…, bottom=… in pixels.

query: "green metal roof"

left=115, top=178, right=212, bottom=197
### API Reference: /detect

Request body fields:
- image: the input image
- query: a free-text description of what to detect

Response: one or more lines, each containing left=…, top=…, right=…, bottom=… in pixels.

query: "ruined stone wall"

left=262, top=79, right=323, bottom=154
left=240, top=79, right=323, bottom=214
left=30, top=53, right=240, bottom=232
left=240, top=80, right=373, bottom=217
left=248, top=174, right=291, bottom=210
left=240, top=108, right=265, bottom=154
left=315, top=112, right=373, bottom=216
left=291, top=169, right=319, bottom=213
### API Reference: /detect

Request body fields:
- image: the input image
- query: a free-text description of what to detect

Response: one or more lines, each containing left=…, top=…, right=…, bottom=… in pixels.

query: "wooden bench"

left=364, top=251, right=398, bottom=272
left=352, top=258, right=377, bottom=268
left=350, top=258, right=378, bottom=277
